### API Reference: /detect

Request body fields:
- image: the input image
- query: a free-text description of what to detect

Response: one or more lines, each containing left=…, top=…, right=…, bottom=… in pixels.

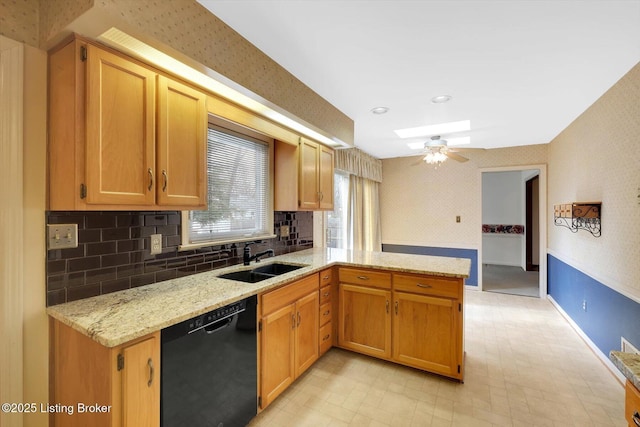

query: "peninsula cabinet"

left=259, top=274, right=319, bottom=409
left=48, top=36, right=207, bottom=210
left=51, top=320, right=160, bottom=427
left=338, top=268, right=392, bottom=359
left=337, top=267, right=464, bottom=381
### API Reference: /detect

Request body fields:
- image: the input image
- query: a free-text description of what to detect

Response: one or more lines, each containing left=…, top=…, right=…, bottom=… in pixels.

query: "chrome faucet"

left=243, top=242, right=274, bottom=265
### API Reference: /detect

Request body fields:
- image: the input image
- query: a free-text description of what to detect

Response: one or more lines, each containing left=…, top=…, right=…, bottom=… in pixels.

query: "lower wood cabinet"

left=259, top=274, right=319, bottom=409
left=626, top=380, right=640, bottom=427
left=51, top=320, right=159, bottom=427
left=337, top=268, right=464, bottom=381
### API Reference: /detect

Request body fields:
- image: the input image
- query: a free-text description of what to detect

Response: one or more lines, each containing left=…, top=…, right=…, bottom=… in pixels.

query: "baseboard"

left=547, top=295, right=625, bottom=386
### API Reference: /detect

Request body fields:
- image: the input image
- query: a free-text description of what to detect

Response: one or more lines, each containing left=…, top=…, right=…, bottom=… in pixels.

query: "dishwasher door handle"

left=203, top=317, right=233, bottom=334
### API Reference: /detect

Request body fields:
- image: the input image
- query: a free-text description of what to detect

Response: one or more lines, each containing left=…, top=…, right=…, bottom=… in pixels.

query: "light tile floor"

left=249, top=290, right=625, bottom=426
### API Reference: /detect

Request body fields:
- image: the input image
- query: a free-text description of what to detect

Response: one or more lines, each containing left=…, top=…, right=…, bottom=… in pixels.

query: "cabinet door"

left=121, top=335, right=160, bottom=427
left=318, top=145, right=334, bottom=209
left=338, top=284, right=391, bottom=359
left=85, top=44, right=156, bottom=205
left=298, top=138, right=319, bottom=209
left=261, top=303, right=296, bottom=409
left=156, top=76, right=207, bottom=207
left=294, top=291, right=319, bottom=377
left=393, top=292, right=459, bottom=378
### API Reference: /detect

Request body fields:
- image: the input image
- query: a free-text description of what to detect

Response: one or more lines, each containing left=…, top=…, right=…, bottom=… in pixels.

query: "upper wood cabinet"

left=48, top=37, right=207, bottom=210
left=274, top=138, right=334, bottom=211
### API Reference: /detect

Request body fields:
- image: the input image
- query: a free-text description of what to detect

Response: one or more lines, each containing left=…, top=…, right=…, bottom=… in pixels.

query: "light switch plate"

left=150, top=234, right=162, bottom=255
left=47, top=224, right=78, bottom=250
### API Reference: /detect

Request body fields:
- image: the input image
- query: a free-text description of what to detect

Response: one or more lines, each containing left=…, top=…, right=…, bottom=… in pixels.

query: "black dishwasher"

left=161, top=295, right=257, bottom=427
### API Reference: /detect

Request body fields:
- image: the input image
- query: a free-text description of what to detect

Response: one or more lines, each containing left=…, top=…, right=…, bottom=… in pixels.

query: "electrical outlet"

left=150, top=234, right=162, bottom=255
left=582, top=300, right=587, bottom=312
left=47, top=224, right=78, bottom=250
left=456, top=216, right=461, bottom=223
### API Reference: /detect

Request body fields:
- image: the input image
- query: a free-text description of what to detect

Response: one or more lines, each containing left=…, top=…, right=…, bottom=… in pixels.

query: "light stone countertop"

left=47, top=247, right=471, bottom=348
left=610, top=351, right=640, bottom=390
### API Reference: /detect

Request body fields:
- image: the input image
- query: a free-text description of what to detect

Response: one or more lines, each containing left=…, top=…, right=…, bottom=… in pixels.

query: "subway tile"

left=165, top=235, right=182, bottom=247
left=47, top=259, right=66, bottom=274
left=102, top=227, right=130, bottom=241
left=68, top=256, right=100, bottom=272
left=156, top=225, right=178, bottom=236
left=116, top=214, right=143, bottom=227
left=117, top=263, right=144, bottom=278
left=101, top=278, right=131, bottom=294
left=117, top=239, right=144, bottom=253
left=78, top=228, right=101, bottom=243
left=86, top=241, right=117, bottom=256
left=167, top=212, right=181, bottom=225
left=156, top=269, right=177, bottom=282
left=129, top=250, right=146, bottom=263
left=101, top=253, right=130, bottom=268
left=67, top=284, right=101, bottom=302
left=47, top=289, right=67, bottom=306
left=144, top=214, right=167, bottom=226
left=85, top=267, right=117, bottom=284
left=58, top=245, right=85, bottom=259
left=47, top=214, right=86, bottom=228
left=86, top=213, right=117, bottom=229
left=130, top=273, right=156, bottom=288
left=145, top=259, right=167, bottom=273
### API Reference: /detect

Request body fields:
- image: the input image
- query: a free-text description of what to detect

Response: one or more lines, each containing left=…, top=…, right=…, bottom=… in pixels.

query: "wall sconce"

left=553, top=202, right=601, bottom=237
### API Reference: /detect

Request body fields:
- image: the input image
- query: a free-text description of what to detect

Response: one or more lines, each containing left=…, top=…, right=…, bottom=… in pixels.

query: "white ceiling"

left=198, top=0, right=640, bottom=159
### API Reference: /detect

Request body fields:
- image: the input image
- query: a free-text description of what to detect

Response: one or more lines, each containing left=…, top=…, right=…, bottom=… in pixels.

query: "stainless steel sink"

left=217, top=263, right=306, bottom=283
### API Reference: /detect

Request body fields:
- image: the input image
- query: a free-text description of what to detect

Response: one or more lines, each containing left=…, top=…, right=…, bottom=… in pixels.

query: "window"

left=182, top=123, right=274, bottom=247
left=325, top=171, right=349, bottom=248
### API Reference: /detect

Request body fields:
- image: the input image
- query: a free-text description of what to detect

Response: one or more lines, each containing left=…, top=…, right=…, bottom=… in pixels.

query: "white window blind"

left=188, top=126, right=271, bottom=244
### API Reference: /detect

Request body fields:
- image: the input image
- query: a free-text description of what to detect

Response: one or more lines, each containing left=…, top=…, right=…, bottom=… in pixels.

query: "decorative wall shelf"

left=553, top=202, right=601, bottom=237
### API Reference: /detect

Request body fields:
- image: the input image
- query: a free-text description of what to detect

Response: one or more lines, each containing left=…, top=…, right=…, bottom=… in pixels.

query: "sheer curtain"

left=335, top=148, right=382, bottom=252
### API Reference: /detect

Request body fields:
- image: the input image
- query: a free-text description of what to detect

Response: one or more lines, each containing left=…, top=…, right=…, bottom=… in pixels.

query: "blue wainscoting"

left=548, top=254, right=640, bottom=356
left=382, top=244, right=478, bottom=287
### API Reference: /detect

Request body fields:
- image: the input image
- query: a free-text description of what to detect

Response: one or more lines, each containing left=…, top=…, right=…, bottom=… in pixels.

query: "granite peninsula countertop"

left=47, top=247, right=471, bottom=348
left=610, top=351, right=640, bottom=390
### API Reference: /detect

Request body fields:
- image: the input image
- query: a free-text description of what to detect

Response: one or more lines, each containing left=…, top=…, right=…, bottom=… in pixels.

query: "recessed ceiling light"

left=395, top=120, right=470, bottom=139
left=371, top=107, right=389, bottom=115
left=431, top=95, right=452, bottom=104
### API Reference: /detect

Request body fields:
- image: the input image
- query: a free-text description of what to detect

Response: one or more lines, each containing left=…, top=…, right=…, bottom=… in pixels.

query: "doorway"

left=478, top=165, right=547, bottom=298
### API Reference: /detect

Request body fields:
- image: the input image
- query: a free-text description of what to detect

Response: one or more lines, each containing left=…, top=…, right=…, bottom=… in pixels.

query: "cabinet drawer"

left=261, top=273, right=319, bottom=315
left=320, top=268, right=333, bottom=287
left=319, top=285, right=331, bottom=305
left=319, top=302, right=332, bottom=326
left=339, top=268, right=391, bottom=289
left=393, top=273, right=461, bottom=299
left=319, top=322, right=332, bottom=355
left=626, top=380, right=640, bottom=427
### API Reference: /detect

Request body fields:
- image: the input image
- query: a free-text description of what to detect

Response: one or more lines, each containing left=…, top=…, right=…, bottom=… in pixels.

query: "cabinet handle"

left=323, top=310, right=330, bottom=316
left=147, top=168, right=153, bottom=191
left=386, top=300, right=389, bottom=313
left=633, top=411, right=640, bottom=427
left=322, top=334, right=330, bottom=341
left=395, top=301, right=398, bottom=315
left=357, top=276, right=369, bottom=281
left=322, top=275, right=330, bottom=280
left=147, top=358, right=154, bottom=387
left=297, top=312, right=301, bottom=327
left=291, top=313, right=296, bottom=329
left=320, top=191, right=324, bottom=201
left=162, top=170, right=168, bottom=192
left=322, top=292, right=330, bottom=297
left=416, top=283, right=433, bottom=289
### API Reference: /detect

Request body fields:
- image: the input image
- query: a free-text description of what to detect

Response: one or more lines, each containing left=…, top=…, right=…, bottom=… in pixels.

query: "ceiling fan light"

left=431, top=95, right=452, bottom=104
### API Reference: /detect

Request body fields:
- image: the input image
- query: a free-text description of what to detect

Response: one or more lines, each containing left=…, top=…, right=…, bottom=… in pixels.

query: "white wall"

left=380, top=145, right=548, bottom=251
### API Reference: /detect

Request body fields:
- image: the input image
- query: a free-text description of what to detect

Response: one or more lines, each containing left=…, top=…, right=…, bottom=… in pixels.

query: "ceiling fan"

left=413, top=136, right=470, bottom=166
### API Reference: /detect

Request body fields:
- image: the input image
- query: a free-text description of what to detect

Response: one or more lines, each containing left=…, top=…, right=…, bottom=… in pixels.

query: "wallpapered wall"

left=380, top=144, right=548, bottom=250
left=4, top=0, right=354, bottom=147
left=548, top=62, right=640, bottom=300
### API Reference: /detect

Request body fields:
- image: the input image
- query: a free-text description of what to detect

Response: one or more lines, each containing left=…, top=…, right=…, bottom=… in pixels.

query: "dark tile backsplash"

left=46, top=211, right=313, bottom=306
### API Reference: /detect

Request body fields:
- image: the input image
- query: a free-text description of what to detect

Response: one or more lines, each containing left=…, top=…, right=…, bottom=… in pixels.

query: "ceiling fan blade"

left=445, top=151, right=469, bottom=162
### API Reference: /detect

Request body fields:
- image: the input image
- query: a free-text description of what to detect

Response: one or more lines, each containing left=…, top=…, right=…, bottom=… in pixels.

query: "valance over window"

left=335, top=148, right=383, bottom=183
